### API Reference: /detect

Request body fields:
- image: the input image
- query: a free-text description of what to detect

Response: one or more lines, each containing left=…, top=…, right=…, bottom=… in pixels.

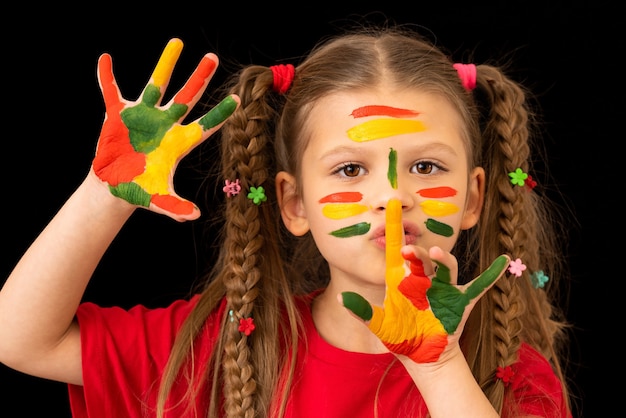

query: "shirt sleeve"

left=67, top=295, right=221, bottom=418
left=506, top=343, right=571, bottom=418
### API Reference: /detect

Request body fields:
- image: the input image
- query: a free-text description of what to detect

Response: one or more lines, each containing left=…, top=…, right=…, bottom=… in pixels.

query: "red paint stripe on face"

left=416, top=186, right=457, bottom=198
left=351, top=105, right=420, bottom=118
left=319, top=192, right=363, bottom=203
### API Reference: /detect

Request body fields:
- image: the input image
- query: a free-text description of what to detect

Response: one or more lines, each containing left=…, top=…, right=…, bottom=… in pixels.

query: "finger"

left=340, top=291, right=373, bottom=321
left=171, top=53, right=219, bottom=114
left=142, top=38, right=184, bottom=107
left=97, top=53, right=124, bottom=111
left=197, top=94, right=240, bottom=133
left=428, top=246, right=458, bottom=286
left=385, top=198, right=406, bottom=288
left=464, top=254, right=510, bottom=300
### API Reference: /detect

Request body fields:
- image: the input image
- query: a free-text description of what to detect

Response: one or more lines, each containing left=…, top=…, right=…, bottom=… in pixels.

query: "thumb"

left=340, top=291, right=373, bottom=322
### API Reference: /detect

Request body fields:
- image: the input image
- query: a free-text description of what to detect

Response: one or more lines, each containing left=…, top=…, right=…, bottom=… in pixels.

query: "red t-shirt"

left=68, top=294, right=569, bottom=417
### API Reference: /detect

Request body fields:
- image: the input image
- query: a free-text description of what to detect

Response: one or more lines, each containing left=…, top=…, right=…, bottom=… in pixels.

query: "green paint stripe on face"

left=347, top=119, right=426, bottom=142
left=330, top=222, right=371, bottom=237
left=388, top=148, right=398, bottom=189
left=425, top=218, right=454, bottom=237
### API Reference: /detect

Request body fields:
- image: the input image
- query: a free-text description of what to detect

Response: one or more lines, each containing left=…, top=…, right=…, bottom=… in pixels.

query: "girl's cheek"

left=416, top=186, right=461, bottom=238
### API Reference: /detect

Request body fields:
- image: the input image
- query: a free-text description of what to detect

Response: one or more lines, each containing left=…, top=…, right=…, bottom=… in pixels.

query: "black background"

left=1, top=2, right=617, bottom=417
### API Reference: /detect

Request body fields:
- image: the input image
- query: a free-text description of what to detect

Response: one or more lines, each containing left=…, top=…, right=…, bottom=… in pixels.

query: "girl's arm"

left=0, top=38, right=238, bottom=385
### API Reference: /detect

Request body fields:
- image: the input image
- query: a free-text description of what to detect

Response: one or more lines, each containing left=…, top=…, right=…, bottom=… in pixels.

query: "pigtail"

left=213, top=65, right=301, bottom=418
left=466, top=64, right=570, bottom=414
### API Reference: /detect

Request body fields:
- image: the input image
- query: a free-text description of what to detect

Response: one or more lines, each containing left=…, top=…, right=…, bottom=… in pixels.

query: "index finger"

left=385, top=198, right=406, bottom=288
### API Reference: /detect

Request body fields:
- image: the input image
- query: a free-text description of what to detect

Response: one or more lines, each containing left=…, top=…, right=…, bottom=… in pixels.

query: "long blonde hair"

left=157, top=24, right=572, bottom=417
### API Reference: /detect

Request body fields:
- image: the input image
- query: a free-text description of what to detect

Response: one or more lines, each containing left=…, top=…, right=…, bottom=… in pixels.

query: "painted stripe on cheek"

left=322, top=203, right=369, bottom=219
left=417, top=186, right=457, bottom=198
left=425, top=218, right=454, bottom=237
left=420, top=200, right=459, bottom=217
left=330, top=222, right=371, bottom=237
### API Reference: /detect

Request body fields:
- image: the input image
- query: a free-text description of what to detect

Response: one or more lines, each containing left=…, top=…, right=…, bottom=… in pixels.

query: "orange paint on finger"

left=151, top=194, right=195, bottom=215
left=173, top=56, right=217, bottom=104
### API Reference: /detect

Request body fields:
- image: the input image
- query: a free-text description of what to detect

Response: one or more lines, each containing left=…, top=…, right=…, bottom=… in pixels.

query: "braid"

left=219, top=66, right=276, bottom=418
left=472, top=64, right=532, bottom=410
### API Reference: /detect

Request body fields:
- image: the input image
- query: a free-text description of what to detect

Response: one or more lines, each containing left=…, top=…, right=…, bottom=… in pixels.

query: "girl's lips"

left=370, top=221, right=420, bottom=249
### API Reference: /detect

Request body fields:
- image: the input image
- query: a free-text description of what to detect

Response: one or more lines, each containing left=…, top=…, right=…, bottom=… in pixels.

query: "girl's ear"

left=276, top=171, right=310, bottom=236
left=460, top=167, right=485, bottom=230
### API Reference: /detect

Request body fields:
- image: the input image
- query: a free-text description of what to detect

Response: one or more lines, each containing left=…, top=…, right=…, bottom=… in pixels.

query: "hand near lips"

left=92, top=38, right=238, bottom=221
left=341, top=198, right=510, bottom=363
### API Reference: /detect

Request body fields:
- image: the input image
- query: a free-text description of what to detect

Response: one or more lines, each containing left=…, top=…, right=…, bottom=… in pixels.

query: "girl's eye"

left=333, top=163, right=363, bottom=178
left=411, top=161, right=443, bottom=175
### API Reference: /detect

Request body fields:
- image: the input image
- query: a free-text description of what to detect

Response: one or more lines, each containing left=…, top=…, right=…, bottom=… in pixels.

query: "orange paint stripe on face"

left=347, top=119, right=426, bottom=142
left=416, top=186, right=457, bottom=198
left=351, top=105, right=420, bottom=118
left=319, top=192, right=363, bottom=203
left=173, top=55, right=217, bottom=104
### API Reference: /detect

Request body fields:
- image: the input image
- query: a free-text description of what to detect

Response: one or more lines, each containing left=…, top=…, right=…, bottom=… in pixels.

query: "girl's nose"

left=371, top=179, right=414, bottom=213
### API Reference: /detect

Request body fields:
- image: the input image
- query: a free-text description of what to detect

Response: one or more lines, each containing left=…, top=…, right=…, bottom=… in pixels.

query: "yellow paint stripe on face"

left=420, top=200, right=459, bottom=217
left=152, top=39, right=184, bottom=88
left=322, top=203, right=369, bottom=219
left=347, top=119, right=426, bottom=142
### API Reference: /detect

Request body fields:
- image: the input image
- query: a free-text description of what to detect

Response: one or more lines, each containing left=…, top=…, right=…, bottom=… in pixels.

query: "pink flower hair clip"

left=508, top=258, right=526, bottom=277
left=223, top=179, right=241, bottom=197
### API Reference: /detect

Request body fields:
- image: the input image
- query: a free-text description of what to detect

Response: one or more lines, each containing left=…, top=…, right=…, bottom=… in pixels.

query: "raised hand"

left=341, top=198, right=510, bottom=363
left=92, top=38, right=238, bottom=221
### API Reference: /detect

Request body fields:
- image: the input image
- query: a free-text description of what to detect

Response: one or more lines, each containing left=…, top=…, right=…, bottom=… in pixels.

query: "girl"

left=0, top=25, right=572, bottom=417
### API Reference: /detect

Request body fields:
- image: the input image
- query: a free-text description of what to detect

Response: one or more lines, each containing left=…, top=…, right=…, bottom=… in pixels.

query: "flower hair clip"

left=495, top=365, right=515, bottom=387
left=270, top=63, right=295, bottom=94
left=508, top=258, right=526, bottom=277
left=229, top=309, right=256, bottom=336
left=223, top=179, right=242, bottom=197
left=247, top=186, right=267, bottom=205
left=508, top=168, right=537, bottom=192
left=530, top=270, right=549, bottom=288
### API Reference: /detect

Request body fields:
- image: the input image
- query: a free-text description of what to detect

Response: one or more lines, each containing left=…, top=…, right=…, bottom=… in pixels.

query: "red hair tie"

left=453, top=63, right=477, bottom=91
left=270, top=64, right=295, bottom=94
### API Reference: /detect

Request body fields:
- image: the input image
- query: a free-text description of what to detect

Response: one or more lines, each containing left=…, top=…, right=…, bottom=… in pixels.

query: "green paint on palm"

left=109, top=182, right=151, bottom=207
left=427, top=255, right=508, bottom=334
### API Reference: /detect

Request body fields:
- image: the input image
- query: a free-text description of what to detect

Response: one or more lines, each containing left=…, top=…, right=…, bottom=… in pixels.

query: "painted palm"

left=92, top=38, right=237, bottom=221
left=342, top=199, right=509, bottom=362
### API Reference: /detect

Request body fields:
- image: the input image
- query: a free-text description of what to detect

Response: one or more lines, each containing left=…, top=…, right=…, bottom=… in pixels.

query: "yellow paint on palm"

left=347, top=119, right=426, bottom=142
left=134, top=123, right=203, bottom=194
left=322, top=203, right=370, bottom=219
left=152, top=39, right=184, bottom=88
left=420, top=200, right=459, bottom=216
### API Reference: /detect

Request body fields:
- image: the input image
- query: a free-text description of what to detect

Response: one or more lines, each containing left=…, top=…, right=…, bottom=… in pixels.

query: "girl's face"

left=277, top=88, right=483, bottom=292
